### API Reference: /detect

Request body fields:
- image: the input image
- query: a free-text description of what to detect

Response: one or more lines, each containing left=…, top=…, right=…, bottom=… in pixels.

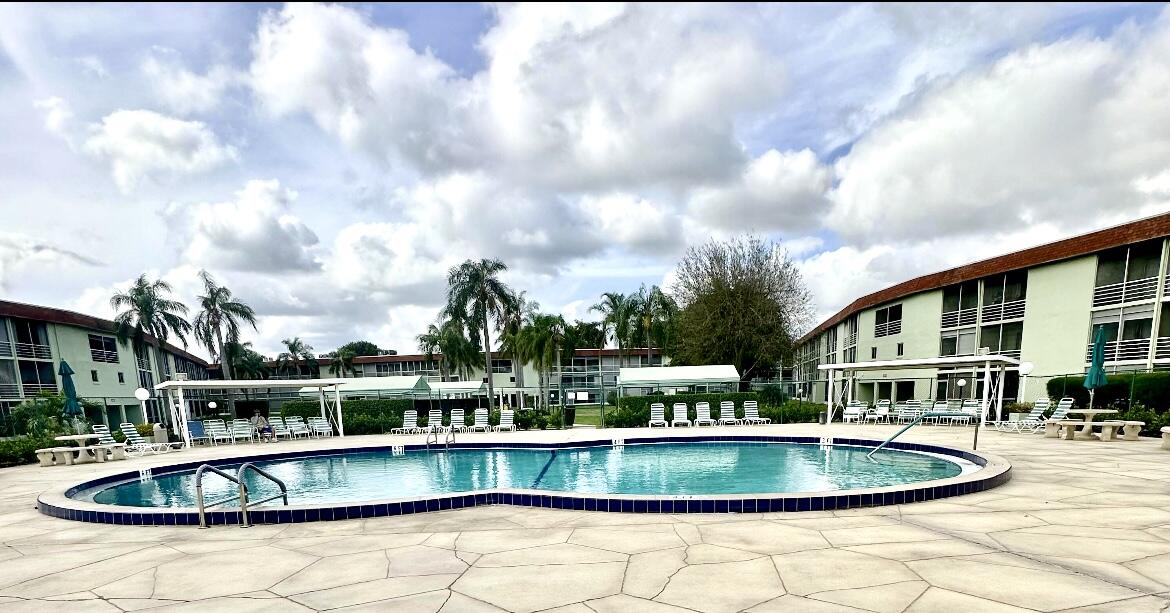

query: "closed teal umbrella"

left=59, top=360, right=84, bottom=432
left=1084, top=326, right=1109, bottom=409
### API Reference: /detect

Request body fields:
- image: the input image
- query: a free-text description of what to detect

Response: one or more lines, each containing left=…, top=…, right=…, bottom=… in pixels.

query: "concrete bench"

left=34, top=447, right=77, bottom=467
left=100, top=443, right=127, bottom=461
left=1096, top=420, right=1127, bottom=441
left=1122, top=421, right=1145, bottom=441
left=1055, top=420, right=1087, bottom=440
left=1161, top=426, right=1170, bottom=450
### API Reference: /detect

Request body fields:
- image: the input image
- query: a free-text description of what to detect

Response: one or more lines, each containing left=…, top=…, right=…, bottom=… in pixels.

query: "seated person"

left=251, top=410, right=274, bottom=441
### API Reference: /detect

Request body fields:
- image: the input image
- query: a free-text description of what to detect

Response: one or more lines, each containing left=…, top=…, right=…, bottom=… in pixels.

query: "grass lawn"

left=568, top=404, right=605, bottom=426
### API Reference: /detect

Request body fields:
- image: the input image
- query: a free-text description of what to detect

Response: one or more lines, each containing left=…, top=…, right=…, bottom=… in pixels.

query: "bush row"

left=1046, top=372, right=1170, bottom=412
left=604, top=393, right=760, bottom=427
left=280, top=399, right=512, bottom=434
left=0, top=435, right=59, bottom=468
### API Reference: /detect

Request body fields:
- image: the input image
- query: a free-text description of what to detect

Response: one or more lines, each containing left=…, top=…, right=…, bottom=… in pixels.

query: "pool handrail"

left=194, top=462, right=289, bottom=528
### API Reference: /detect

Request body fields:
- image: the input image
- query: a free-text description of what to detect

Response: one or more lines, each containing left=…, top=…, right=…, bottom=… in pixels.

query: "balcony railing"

left=22, top=383, right=58, bottom=395
left=0, top=384, right=19, bottom=398
left=997, top=349, right=1022, bottom=360
left=1155, top=337, right=1170, bottom=360
left=1087, top=338, right=1150, bottom=362
left=14, top=342, right=51, bottom=360
left=874, top=320, right=902, bottom=337
left=90, top=349, right=119, bottom=363
left=940, top=308, right=977, bottom=329
left=981, top=299, right=1026, bottom=323
left=1093, top=276, right=1158, bottom=307
left=844, top=332, right=858, bottom=347
left=0, top=343, right=11, bottom=358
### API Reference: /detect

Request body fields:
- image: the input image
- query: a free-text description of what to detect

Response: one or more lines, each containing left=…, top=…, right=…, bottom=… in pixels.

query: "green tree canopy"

left=325, top=341, right=388, bottom=358
left=671, top=236, right=812, bottom=381
left=444, top=259, right=516, bottom=411
left=193, top=270, right=257, bottom=380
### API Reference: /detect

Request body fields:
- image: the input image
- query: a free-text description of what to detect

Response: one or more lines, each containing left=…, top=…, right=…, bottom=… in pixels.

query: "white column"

left=826, top=369, right=836, bottom=422
left=981, top=361, right=992, bottom=422
left=995, top=364, right=1006, bottom=422
left=334, top=384, right=344, bottom=437
left=166, top=389, right=180, bottom=434
left=847, top=374, right=855, bottom=403
left=176, top=386, right=191, bottom=449
left=318, top=387, right=327, bottom=420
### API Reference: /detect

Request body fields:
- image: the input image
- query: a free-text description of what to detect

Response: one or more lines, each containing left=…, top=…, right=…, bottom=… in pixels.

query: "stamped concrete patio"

left=1, top=423, right=1168, bottom=613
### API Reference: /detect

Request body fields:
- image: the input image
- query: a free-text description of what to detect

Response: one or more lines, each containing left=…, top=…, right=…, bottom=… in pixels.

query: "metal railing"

left=89, top=349, right=119, bottom=363
left=874, top=320, right=902, bottom=337
left=844, top=332, right=858, bottom=347
left=22, top=383, right=57, bottom=395
left=195, top=462, right=289, bottom=528
left=0, top=384, right=19, bottom=398
left=1087, top=338, right=1150, bottom=362
left=14, top=342, right=51, bottom=359
left=1093, top=276, right=1158, bottom=307
left=0, top=343, right=11, bottom=358
left=981, top=299, right=1025, bottom=323
left=1155, top=337, right=1170, bottom=360
left=425, top=424, right=456, bottom=452
left=940, top=308, right=977, bottom=328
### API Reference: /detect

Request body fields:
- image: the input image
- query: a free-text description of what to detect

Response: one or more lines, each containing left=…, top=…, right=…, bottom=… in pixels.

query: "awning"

left=300, top=375, right=430, bottom=396
left=430, top=381, right=487, bottom=396
left=618, top=365, right=740, bottom=387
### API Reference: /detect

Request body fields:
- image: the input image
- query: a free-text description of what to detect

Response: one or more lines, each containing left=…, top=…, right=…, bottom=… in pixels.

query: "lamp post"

left=208, top=401, right=218, bottom=417
left=134, top=387, right=150, bottom=424
left=1017, top=361, right=1035, bottom=403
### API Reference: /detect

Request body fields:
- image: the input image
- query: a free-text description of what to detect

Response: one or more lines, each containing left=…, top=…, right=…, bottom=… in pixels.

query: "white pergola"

left=430, top=380, right=487, bottom=398
left=156, top=378, right=348, bottom=449
left=618, top=365, right=741, bottom=391
left=302, top=375, right=430, bottom=398
left=818, top=354, right=1020, bottom=449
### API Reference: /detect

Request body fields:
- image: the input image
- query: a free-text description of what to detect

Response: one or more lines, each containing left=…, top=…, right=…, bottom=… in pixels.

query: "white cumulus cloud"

left=142, top=47, right=241, bottom=115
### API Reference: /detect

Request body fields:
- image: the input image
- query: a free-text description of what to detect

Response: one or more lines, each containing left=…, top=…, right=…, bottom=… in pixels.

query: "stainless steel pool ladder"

left=425, top=424, right=455, bottom=452
left=194, top=462, right=289, bottom=528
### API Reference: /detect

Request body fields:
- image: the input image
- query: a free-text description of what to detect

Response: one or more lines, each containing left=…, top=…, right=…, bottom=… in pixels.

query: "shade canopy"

left=298, top=375, right=430, bottom=396
left=430, top=381, right=487, bottom=396
left=618, top=365, right=740, bottom=387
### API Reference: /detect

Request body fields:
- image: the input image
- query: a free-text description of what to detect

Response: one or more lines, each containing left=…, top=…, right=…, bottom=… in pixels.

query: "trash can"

left=152, top=423, right=169, bottom=443
left=818, top=411, right=828, bottom=425
left=564, top=408, right=576, bottom=427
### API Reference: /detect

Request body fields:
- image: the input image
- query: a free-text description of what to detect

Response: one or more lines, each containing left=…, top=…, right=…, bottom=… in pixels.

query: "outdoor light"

left=208, top=401, right=218, bottom=410
left=1018, top=361, right=1035, bottom=376
left=134, top=387, right=150, bottom=401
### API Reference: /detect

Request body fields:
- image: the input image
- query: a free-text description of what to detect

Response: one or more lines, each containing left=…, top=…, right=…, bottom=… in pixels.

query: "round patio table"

left=1066, top=409, right=1118, bottom=439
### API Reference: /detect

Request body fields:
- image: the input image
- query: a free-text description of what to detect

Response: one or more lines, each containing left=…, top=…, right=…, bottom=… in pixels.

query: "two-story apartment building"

left=0, top=300, right=210, bottom=430
left=793, top=213, right=1170, bottom=405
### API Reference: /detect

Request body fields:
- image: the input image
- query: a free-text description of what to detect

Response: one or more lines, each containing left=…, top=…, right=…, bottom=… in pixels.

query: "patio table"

left=1066, top=409, right=1118, bottom=439
left=54, top=434, right=102, bottom=463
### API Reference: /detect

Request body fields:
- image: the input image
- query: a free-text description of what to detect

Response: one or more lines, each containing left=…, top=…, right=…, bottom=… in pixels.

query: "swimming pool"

left=42, top=435, right=1011, bottom=525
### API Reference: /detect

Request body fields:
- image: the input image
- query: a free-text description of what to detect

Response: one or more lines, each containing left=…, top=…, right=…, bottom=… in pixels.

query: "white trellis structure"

left=155, top=378, right=348, bottom=449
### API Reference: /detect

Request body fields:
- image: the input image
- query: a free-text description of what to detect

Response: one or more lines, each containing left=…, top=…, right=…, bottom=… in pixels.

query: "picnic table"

left=1066, top=409, right=1118, bottom=439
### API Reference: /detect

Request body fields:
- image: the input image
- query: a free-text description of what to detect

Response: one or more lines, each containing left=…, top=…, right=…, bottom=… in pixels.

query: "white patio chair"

left=671, top=403, right=692, bottom=427
left=230, top=419, right=257, bottom=443
left=284, top=416, right=312, bottom=439
left=450, top=408, right=466, bottom=433
left=742, top=401, right=770, bottom=425
left=307, top=416, right=334, bottom=437
left=717, top=400, right=741, bottom=425
left=204, top=419, right=234, bottom=445
left=119, top=423, right=170, bottom=455
left=494, top=409, right=516, bottom=432
left=426, top=409, right=445, bottom=432
left=648, top=403, right=668, bottom=428
left=694, top=402, right=716, bottom=426
left=842, top=401, right=864, bottom=423
left=470, top=408, right=490, bottom=432
left=269, top=416, right=292, bottom=440
left=393, top=410, right=422, bottom=434
left=1002, top=398, right=1048, bottom=433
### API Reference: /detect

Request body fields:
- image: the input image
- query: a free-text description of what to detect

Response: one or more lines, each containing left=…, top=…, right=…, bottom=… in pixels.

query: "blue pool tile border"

left=39, top=435, right=1011, bottom=526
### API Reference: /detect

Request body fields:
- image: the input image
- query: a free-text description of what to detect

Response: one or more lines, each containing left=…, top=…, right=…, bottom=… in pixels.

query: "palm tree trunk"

left=151, top=338, right=166, bottom=425
left=482, top=311, right=495, bottom=413
left=556, top=346, right=563, bottom=428
left=214, top=328, right=237, bottom=417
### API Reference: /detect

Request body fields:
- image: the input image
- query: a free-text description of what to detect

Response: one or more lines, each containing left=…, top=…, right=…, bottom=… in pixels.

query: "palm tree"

left=498, top=290, right=538, bottom=393
left=444, top=259, right=516, bottom=412
left=193, top=270, right=258, bottom=380
left=328, top=350, right=358, bottom=377
left=111, top=275, right=192, bottom=416
left=417, top=318, right=481, bottom=381
left=278, top=337, right=315, bottom=378
left=519, top=313, right=569, bottom=417
left=226, top=341, right=268, bottom=402
left=629, top=285, right=678, bottom=362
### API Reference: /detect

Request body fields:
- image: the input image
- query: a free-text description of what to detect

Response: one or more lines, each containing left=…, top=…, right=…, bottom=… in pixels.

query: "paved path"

left=1, top=424, right=1168, bottom=612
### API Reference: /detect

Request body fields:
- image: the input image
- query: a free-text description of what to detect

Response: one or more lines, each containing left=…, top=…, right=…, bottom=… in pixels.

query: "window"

left=983, top=271, right=1027, bottom=305
left=979, top=322, right=1023, bottom=353
left=942, top=281, right=979, bottom=313
left=843, top=347, right=857, bottom=363
left=18, top=360, right=55, bottom=388
left=491, top=359, right=513, bottom=373
left=88, top=334, right=119, bottom=363
left=874, top=304, right=902, bottom=337
left=870, top=347, right=877, bottom=359
left=1160, top=303, right=1170, bottom=338
left=897, top=343, right=904, bottom=357
left=90, top=370, right=98, bottom=383
left=1096, top=240, right=1163, bottom=286
left=1122, top=317, right=1153, bottom=340
left=940, top=329, right=976, bottom=356
left=118, top=372, right=125, bottom=384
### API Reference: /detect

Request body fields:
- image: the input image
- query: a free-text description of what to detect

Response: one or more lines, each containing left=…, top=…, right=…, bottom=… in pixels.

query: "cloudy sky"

left=2, top=3, right=1169, bottom=360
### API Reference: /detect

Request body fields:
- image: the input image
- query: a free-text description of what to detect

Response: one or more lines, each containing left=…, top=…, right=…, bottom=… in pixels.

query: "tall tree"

left=671, top=236, right=813, bottom=381
left=498, top=290, right=538, bottom=391
left=444, top=259, right=516, bottom=412
left=226, top=341, right=268, bottom=402
left=328, top=350, right=359, bottom=377
left=278, top=337, right=316, bottom=377
left=111, top=275, right=192, bottom=405
left=416, top=318, right=481, bottom=381
left=193, top=270, right=258, bottom=380
left=591, top=292, right=632, bottom=422
left=326, top=340, right=385, bottom=358
left=519, top=313, right=569, bottom=414
left=628, top=285, right=678, bottom=361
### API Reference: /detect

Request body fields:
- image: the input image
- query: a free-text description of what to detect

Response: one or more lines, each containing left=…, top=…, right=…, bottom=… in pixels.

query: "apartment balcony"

left=22, top=383, right=58, bottom=395
left=0, top=343, right=12, bottom=358
left=981, top=299, right=1025, bottom=323
left=940, top=307, right=977, bottom=329
left=1087, top=338, right=1150, bottom=363
left=0, top=383, right=19, bottom=398
left=89, top=349, right=119, bottom=363
left=997, top=349, right=1022, bottom=360
left=1093, top=277, right=1158, bottom=307
left=874, top=320, right=901, bottom=337
left=844, top=332, right=858, bottom=347
left=14, top=342, right=51, bottom=360
left=1154, top=337, right=1170, bottom=360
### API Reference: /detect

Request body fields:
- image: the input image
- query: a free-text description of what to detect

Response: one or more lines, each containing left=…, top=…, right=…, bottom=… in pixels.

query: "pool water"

left=83, top=442, right=964, bottom=508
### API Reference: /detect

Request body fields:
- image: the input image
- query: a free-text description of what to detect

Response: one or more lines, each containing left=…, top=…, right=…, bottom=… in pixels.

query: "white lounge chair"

left=450, top=408, right=466, bottom=433
left=494, top=409, right=516, bottom=432
left=284, top=416, right=312, bottom=439
left=469, top=408, right=490, bottom=432
left=671, top=403, right=692, bottom=427
left=204, top=419, right=233, bottom=444
left=717, top=400, right=741, bottom=425
left=842, top=401, right=864, bottom=423
left=694, top=402, right=716, bottom=426
left=269, top=416, right=292, bottom=440
left=230, top=419, right=256, bottom=443
left=393, top=409, right=422, bottom=434
left=90, top=425, right=128, bottom=460
left=927, top=401, right=950, bottom=425
left=1000, top=398, right=1047, bottom=432
left=426, top=409, right=444, bottom=432
left=742, top=401, right=770, bottom=425
left=307, top=416, right=334, bottom=437
left=867, top=402, right=891, bottom=424
left=648, top=403, right=668, bottom=428
left=119, top=423, right=170, bottom=455
left=958, top=399, right=982, bottom=426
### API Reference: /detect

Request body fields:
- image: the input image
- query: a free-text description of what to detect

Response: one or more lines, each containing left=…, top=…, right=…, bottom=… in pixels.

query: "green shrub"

left=1046, top=372, right=1170, bottom=412
left=135, top=423, right=155, bottom=437
left=489, top=409, right=501, bottom=427
left=757, top=385, right=788, bottom=407
left=8, top=393, right=70, bottom=437
left=0, top=435, right=58, bottom=468
left=281, top=399, right=412, bottom=435
left=113, top=431, right=126, bottom=444
left=547, top=409, right=562, bottom=429
left=605, top=392, right=760, bottom=428
left=515, top=410, right=538, bottom=430
left=1119, top=403, right=1168, bottom=437
left=760, top=399, right=822, bottom=424
left=1005, top=402, right=1034, bottom=414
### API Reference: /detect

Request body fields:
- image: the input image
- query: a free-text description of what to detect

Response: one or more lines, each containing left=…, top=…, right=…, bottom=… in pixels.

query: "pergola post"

left=318, top=386, right=327, bottom=421
left=995, top=364, right=1006, bottom=423
left=333, top=383, right=344, bottom=437
left=175, top=385, right=191, bottom=449
left=973, top=360, right=991, bottom=450
left=826, top=368, right=836, bottom=423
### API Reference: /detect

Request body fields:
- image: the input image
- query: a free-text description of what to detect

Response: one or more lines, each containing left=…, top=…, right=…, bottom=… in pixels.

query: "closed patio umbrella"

left=1084, top=326, right=1108, bottom=409
left=59, top=360, right=84, bottom=432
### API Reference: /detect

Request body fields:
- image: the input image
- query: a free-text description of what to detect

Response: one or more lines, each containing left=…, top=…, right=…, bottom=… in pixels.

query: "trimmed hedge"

left=1046, top=372, right=1170, bottom=412
left=761, top=399, right=823, bottom=424
left=604, top=393, right=760, bottom=428
left=0, top=435, right=58, bottom=468
left=280, top=399, right=502, bottom=434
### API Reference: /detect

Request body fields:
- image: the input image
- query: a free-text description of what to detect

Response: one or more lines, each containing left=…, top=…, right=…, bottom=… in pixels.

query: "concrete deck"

left=1, top=423, right=1168, bottom=612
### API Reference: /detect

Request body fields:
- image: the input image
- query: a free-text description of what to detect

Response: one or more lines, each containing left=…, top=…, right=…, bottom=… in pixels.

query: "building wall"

left=1017, top=256, right=1096, bottom=401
